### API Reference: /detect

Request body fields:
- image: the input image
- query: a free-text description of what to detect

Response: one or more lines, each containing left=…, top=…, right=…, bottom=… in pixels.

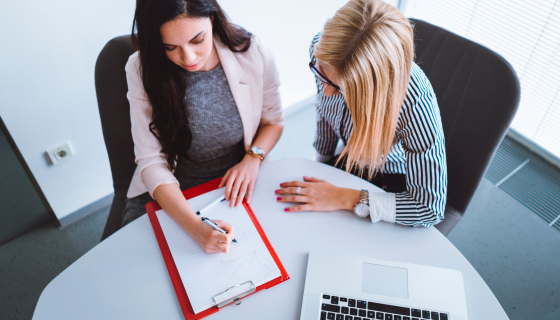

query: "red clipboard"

left=146, top=178, right=290, bottom=320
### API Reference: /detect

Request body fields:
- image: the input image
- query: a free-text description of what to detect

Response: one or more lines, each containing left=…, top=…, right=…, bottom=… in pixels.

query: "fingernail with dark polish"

left=277, top=197, right=282, bottom=201
left=284, top=208, right=289, bottom=212
left=275, top=190, right=279, bottom=194
left=280, top=183, right=284, bottom=187
left=304, top=176, right=309, bottom=179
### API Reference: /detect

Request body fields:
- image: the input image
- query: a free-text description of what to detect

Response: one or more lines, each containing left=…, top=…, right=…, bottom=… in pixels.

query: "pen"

left=196, top=195, right=226, bottom=216
left=201, top=217, right=237, bottom=243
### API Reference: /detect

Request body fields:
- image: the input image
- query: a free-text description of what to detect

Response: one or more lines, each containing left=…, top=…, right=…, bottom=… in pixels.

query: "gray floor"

left=1, top=105, right=560, bottom=319
left=268, top=105, right=318, bottom=162
left=449, top=179, right=560, bottom=319
left=0, top=206, right=109, bottom=320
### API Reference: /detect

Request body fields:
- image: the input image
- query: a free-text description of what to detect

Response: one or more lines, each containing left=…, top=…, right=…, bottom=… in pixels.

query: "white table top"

left=33, top=158, right=508, bottom=319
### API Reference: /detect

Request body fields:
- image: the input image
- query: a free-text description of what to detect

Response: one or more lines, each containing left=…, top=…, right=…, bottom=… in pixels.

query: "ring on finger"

left=296, top=186, right=301, bottom=196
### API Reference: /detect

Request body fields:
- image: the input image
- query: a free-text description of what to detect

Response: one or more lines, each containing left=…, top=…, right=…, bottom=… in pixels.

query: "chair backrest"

left=411, top=19, right=521, bottom=214
left=95, top=35, right=137, bottom=239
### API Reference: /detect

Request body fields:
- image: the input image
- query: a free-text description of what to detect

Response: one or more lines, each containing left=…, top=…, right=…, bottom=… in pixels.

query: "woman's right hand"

left=187, top=218, right=235, bottom=254
left=152, top=183, right=235, bottom=254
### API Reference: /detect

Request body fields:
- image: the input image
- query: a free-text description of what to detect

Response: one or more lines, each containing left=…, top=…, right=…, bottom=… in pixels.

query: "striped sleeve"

left=314, top=114, right=339, bottom=156
left=394, top=65, right=448, bottom=227
left=309, top=32, right=340, bottom=157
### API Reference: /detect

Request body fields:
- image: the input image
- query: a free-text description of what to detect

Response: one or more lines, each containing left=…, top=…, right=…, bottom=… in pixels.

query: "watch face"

left=251, top=147, right=264, bottom=155
left=354, top=203, right=370, bottom=218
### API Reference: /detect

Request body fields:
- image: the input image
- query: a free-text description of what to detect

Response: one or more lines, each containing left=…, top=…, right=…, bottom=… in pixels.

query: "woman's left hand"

left=219, top=155, right=261, bottom=207
left=276, top=176, right=360, bottom=212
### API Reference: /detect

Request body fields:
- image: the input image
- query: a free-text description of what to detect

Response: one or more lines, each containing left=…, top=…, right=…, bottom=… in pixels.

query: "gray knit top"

left=122, top=63, right=245, bottom=226
left=173, top=63, right=246, bottom=190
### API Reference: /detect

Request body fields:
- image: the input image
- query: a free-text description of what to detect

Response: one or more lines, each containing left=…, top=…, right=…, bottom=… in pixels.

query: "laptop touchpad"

left=361, top=263, right=408, bottom=299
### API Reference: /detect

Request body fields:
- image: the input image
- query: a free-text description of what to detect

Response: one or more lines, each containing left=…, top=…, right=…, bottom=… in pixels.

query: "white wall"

left=219, top=0, right=398, bottom=107
left=0, top=0, right=398, bottom=221
left=0, top=1, right=136, bottom=220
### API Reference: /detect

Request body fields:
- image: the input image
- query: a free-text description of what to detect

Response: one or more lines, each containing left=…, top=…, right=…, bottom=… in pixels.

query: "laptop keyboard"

left=320, top=294, right=449, bottom=320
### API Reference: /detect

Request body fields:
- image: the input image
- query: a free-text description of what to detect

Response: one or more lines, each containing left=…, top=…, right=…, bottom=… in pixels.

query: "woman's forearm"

left=341, top=188, right=361, bottom=211
left=251, top=124, right=284, bottom=153
left=152, top=183, right=199, bottom=233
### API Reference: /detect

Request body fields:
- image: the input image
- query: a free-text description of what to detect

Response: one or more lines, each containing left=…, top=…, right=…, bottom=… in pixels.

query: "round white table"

left=32, top=158, right=508, bottom=319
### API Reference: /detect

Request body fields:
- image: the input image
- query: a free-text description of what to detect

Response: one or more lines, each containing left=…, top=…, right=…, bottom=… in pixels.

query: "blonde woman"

left=276, top=0, right=447, bottom=227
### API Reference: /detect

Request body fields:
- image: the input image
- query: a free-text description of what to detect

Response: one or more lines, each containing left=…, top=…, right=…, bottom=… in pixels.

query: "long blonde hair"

left=315, top=0, right=414, bottom=179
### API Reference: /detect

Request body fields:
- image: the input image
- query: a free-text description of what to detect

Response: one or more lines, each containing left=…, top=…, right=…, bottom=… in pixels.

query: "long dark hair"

left=132, top=0, right=251, bottom=170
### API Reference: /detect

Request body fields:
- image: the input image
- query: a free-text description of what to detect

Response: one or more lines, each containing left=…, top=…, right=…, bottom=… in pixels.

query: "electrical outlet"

left=47, top=142, right=74, bottom=166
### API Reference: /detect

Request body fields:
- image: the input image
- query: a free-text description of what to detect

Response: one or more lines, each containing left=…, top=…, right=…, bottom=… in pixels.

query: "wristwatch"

left=353, top=189, right=370, bottom=218
left=247, top=146, right=266, bottom=162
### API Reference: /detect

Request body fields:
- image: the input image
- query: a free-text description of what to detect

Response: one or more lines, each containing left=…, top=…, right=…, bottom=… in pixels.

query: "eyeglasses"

left=309, top=57, right=344, bottom=94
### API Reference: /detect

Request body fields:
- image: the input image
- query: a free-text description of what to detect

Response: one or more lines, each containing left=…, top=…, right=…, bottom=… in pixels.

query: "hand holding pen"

left=192, top=218, right=235, bottom=254
left=201, top=217, right=237, bottom=243
left=193, top=195, right=236, bottom=253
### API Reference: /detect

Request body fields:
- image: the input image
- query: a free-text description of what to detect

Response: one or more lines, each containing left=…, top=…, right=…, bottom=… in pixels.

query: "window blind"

left=403, top=0, right=560, bottom=159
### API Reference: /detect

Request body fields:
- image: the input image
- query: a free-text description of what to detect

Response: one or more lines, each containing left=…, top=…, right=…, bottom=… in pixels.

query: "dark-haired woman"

left=123, top=0, right=284, bottom=254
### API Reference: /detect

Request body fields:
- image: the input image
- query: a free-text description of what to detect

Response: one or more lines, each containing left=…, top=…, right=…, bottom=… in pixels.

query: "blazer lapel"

left=214, top=38, right=253, bottom=150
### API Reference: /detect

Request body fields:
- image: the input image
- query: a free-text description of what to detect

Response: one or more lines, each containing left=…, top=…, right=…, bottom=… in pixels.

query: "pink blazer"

left=125, top=36, right=284, bottom=198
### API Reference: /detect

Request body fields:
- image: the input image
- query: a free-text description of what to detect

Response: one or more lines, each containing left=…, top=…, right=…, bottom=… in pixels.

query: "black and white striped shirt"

left=310, top=33, right=447, bottom=227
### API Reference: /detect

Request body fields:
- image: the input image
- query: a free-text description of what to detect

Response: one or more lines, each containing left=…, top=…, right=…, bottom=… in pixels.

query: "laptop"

left=299, top=251, right=468, bottom=320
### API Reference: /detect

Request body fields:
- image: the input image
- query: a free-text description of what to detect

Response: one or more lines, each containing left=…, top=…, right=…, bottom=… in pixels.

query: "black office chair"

left=410, top=19, right=521, bottom=235
left=95, top=35, right=137, bottom=241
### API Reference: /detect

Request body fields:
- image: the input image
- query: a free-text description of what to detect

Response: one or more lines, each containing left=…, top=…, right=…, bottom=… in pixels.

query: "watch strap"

left=247, top=147, right=265, bottom=162
left=359, top=189, right=369, bottom=205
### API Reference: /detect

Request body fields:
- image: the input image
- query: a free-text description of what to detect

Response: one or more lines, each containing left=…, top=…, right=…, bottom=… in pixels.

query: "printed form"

left=156, top=188, right=281, bottom=314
